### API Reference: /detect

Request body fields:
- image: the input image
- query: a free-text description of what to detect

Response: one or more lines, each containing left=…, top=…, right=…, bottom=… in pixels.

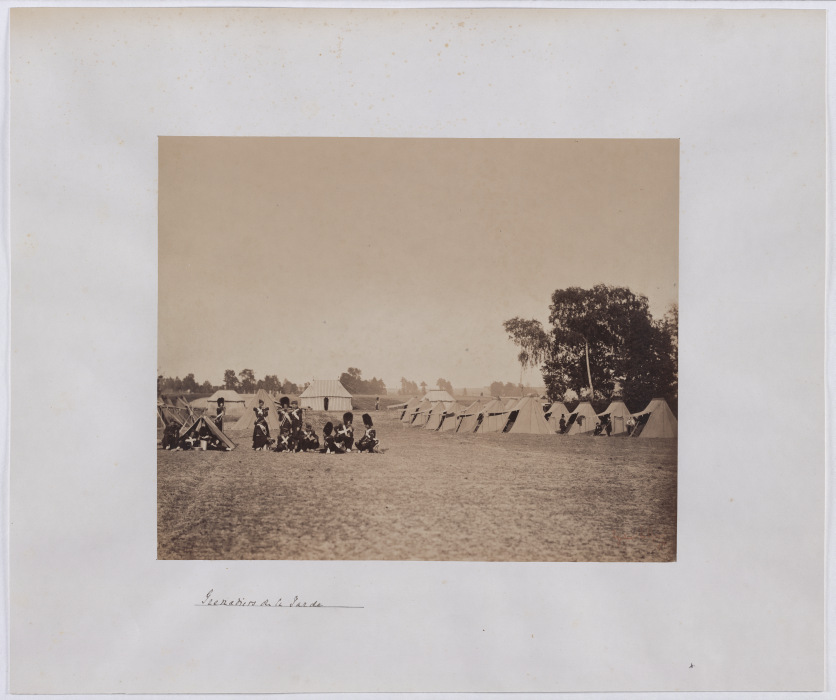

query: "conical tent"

left=438, top=403, right=463, bottom=432
left=504, top=398, right=519, bottom=410
left=597, top=399, right=633, bottom=436
left=179, top=415, right=237, bottom=450
left=233, top=389, right=282, bottom=432
left=456, top=400, right=484, bottom=433
left=504, top=396, right=554, bottom=434
left=545, top=402, right=571, bottom=432
left=412, top=400, right=435, bottom=427
left=423, top=402, right=447, bottom=430
left=400, top=397, right=421, bottom=423
left=566, top=401, right=600, bottom=435
left=406, top=399, right=429, bottom=425
left=631, top=398, right=678, bottom=438
left=474, top=399, right=510, bottom=433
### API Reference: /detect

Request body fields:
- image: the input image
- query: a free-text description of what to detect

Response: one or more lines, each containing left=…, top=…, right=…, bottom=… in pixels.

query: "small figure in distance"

left=357, top=413, right=380, bottom=453
left=375, top=396, right=380, bottom=411
left=605, top=417, right=612, bottom=437
left=321, top=422, right=346, bottom=454
left=214, top=397, right=226, bottom=432
left=593, top=421, right=603, bottom=436
left=558, top=414, right=567, bottom=434
left=627, top=415, right=636, bottom=436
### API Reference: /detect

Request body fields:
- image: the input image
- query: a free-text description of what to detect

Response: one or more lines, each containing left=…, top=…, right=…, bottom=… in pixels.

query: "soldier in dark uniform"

left=558, top=414, right=567, bottom=434
left=161, top=421, right=181, bottom=450
left=356, top=413, right=380, bottom=453
left=334, top=412, right=355, bottom=452
left=252, top=399, right=272, bottom=450
left=274, top=426, right=293, bottom=452
left=288, top=400, right=303, bottom=451
left=277, top=396, right=292, bottom=433
left=300, top=423, right=320, bottom=452
left=214, top=397, right=226, bottom=432
left=321, top=422, right=345, bottom=454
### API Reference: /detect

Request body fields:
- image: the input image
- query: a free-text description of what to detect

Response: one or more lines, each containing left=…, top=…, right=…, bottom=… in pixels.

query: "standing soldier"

left=252, top=399, right=272, bottom=450
left=214, top=397, right=226, bottom=432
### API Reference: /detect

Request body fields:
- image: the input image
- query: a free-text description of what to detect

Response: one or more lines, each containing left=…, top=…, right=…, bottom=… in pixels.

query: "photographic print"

left=158, top=137, right=679, bottom=561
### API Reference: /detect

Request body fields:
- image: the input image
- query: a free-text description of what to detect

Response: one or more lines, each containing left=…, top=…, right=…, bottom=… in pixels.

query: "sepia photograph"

left=158, top=137, right=679, bottom=561
left=10, top=5, right=825, bottom=693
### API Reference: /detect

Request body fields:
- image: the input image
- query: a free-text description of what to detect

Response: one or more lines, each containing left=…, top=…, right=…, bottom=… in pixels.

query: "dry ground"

left=158, top=412, right=676, bottom=561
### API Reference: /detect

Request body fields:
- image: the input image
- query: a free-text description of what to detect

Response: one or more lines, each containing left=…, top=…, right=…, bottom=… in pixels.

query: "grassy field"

left=158, top=412, right=677, bottom=562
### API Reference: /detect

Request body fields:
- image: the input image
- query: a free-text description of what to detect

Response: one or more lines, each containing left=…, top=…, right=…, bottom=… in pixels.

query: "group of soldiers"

left=249, top=396, right=381, bottom=454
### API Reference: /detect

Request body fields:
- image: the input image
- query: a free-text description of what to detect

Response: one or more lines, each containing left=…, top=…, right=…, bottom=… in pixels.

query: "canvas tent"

left=631, top=398, right=678, bottom=438
left=545, top=401, right=571, bottom=433
left=438, top=403, right=463, bottom=432
left=411, top=400, right=436, bottom=427
left=406, top=399, right=430, bottom=425
left=597, top=399, right=633, bottom=436
left=400, top=397, right=421, bottom=423
left=474, top=399, right=510, bottom=433
left=455, top=400, right=484, bottom=433
left=178, top=414, right=237, bottom=450
left=299, top=379, right=352, bottom=412
left=423, top=402, right=448, bottom=430
left=233, top=389, right=282, bottom=432
left=503, top=396, right=554, bottom=434
left=565, top=401, right=600, bottom=435
left=421, top=389, right=456, bottom=407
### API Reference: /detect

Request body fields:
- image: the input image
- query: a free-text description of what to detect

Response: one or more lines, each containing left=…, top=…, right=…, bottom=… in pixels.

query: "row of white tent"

left=395, top=395, right=677, bottom=438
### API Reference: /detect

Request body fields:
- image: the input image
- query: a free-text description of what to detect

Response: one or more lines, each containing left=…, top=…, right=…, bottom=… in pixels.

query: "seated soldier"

left=274, top=425, right=294, bottom=452
left=300, top=422, right=320, bottom=452
left=161, top=421, right=181, bottom=450
left=356, top=413, right=380, bottom=453
left=321, top=422, right=345, bottom=454
left=334, top=412, right=355, bottom=452
left=180, top=431, right=198, bottom=451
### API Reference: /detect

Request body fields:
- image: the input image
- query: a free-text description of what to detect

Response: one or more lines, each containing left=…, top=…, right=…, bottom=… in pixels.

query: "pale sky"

left=159, top=138, right=678, bottom=389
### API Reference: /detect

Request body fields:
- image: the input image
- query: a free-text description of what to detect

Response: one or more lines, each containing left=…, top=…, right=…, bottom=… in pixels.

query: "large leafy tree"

left=522, top=285, right=677, bottom=408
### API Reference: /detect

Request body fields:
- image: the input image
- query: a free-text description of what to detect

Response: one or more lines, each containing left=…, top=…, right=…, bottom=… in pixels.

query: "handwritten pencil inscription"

left=198, top=589, right=362, bottom=609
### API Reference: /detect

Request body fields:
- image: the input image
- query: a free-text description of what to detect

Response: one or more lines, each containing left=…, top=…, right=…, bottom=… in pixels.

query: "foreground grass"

left=158, top=413, right=676, bottom=561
